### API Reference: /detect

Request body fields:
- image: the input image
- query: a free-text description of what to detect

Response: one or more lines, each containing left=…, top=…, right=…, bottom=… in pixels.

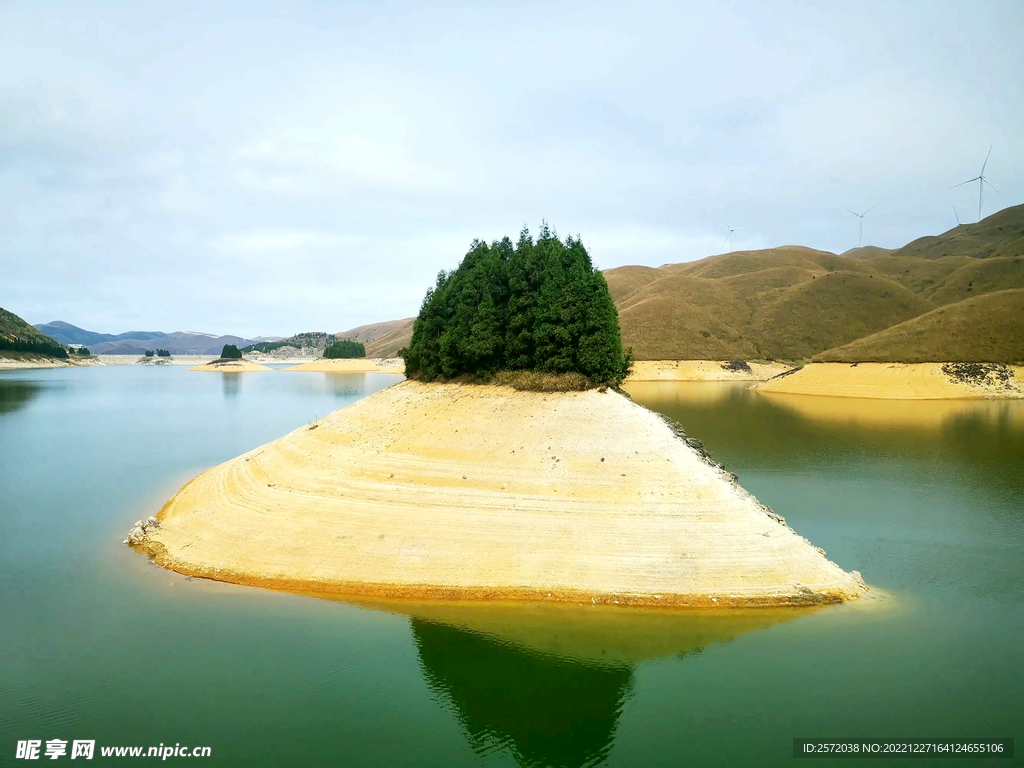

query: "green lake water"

left=1, top=368, right=1021, bottom=767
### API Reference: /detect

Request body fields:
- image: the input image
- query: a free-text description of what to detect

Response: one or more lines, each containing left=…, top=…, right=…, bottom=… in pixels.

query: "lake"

left=1, top=367, right=1021, bottom=766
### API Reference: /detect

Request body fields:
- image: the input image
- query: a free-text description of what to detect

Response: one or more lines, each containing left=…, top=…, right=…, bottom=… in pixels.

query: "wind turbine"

left=721, top=223, right=741, bottom=253
left=953, top=206, right=961, bottom=226
left=846, top=204, right=877, bottom=248
left=950, top=145, right=998, bottom=221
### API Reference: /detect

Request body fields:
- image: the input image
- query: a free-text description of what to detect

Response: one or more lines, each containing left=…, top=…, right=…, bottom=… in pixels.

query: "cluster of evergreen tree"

left=220, top=344, right=242, bottom=359
left=402, top=224, right=629, bottom=385
left=323, top=339, right=366, bottom=359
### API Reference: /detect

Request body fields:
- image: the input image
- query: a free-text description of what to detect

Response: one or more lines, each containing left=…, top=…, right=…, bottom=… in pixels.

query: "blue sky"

left=2, top=0, right=1022, bottom=336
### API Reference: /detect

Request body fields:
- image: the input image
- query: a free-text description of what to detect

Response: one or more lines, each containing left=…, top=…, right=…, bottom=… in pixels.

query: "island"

left=130, top=226, right=866, bottom=607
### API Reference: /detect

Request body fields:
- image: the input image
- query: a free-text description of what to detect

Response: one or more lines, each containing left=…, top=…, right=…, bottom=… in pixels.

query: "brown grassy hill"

left=868, top=253, right=1024, bottom=306
left=364, top=319, right=415, bottom=358
left=604, top=265, right=662, bottom=303
left=609, top=248, right=932, bottom=360
left=816, top=289, right=1024, bottom=364
left=751, top=271, right=932, bottom=360
left=336, top=318, right=414, bottom=345
left=842, top=246, right=893, bottom=260
left=887, top=204, right=1024, bottom=261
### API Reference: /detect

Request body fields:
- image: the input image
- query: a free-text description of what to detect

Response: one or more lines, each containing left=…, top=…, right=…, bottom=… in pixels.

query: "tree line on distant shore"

left=402, top=224, right=630, bottom=386
left=324, top=339, right=366, bottom=358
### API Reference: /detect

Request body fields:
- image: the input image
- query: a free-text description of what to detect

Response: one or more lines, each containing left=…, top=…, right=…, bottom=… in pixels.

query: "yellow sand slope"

left=133, top=381, right=864, bottom=607
left=756, top=362, right=1024, bottom=400
left=284, top=357, right=405, bottom=373
left=627, top=360, right=790, bottom=382
left=189, top=359, right=272, bottom=372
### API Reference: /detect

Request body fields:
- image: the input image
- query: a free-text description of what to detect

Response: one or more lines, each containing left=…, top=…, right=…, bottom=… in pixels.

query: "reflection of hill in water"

left=222, top=373, right=241, bottom=398
left=625, top=382, right=1024, bottom=492
left=0, top=379, right=42, bottom=415
left=343, top=598, right=809, bottom=768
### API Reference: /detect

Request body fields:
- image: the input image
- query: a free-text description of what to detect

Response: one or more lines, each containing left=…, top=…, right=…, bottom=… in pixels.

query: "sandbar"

left=755, top=362, right=1024, bottom=400
left=188, top=359, right=272, bottom=372
left=627, top=360, right=791, bottom=382
left=132, top=380, right=864, bottom=608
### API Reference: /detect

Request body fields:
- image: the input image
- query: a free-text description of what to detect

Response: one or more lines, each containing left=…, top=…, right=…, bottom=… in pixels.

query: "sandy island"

left=756, top=362, right=1024, bottom=400
left=627, top=360, right=790, bottom=382
left=284, top=357, right=405, bottom=373
left=129, top=380, right=865, bottom=608
left=188, top=359, right=272, bottom=372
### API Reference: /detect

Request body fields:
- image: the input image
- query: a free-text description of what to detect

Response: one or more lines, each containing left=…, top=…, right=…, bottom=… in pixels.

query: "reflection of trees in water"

left=327, top=373, right=366, bottom=398
left=222, top=373, right=241, bottom=399
left=0, top=379, right=42, bottom=415
left=412, top=619, right=631, bottom=768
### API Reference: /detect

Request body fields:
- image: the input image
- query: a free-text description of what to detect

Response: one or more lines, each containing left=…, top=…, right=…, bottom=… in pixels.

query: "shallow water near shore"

left=1, top=367, right=1021, bottom=767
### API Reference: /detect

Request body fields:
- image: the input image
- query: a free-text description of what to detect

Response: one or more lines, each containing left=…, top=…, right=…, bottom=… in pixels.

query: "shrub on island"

left=220, top=344, right=242, bottom=360
left=323, top=339, right=366, bottom=359
left=401, top=223, right=631, bottom=389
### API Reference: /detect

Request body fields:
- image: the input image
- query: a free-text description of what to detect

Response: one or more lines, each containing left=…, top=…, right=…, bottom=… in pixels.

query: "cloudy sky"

left=2, top=1, right=1022, bottom=337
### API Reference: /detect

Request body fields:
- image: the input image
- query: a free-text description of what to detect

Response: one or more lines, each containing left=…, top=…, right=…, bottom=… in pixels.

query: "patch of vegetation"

left=721, top=359, right=752, bottom=372
left=0, top=307, right=68, bottom=359
left=221, top=344, right=242, bottom=359
left=402, top=224, right=630, bottom=387
left=242, top=332, right=330, bottom=354
left=941, top=363, right=1013, bottom=387
left=144, top=350, right=154, bottom=357
left=323, top=339, right=366, bottom=358
left=156, top=349, right=170, bottom=357
left=72, top=347, right=91, bottom=357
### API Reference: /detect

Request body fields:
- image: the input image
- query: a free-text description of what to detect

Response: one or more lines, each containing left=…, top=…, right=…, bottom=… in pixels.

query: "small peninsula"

left=131, top=225, right=865, bottom=607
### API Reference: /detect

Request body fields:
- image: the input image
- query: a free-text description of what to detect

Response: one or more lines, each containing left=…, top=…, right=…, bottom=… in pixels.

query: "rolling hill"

left=815, top=289, right=1024, bottom=364
left=354, top=203, right=1024, bottom=363
left=2, top=308, right=67, bottom=358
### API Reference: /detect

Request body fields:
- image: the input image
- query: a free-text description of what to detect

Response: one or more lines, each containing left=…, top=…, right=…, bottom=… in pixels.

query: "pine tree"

left=400, top=225, right=629, bottom=385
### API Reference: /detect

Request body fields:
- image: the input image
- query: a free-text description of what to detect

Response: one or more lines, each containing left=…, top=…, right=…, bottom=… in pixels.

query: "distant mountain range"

left=351, top=203, right=1024, bottom=364
left=32, top=322, right=265, bottom=356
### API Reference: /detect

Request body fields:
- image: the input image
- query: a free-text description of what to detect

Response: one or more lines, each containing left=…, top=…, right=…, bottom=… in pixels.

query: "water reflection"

left=414, top=619, right=630, bottom=768
left=222, top=373, right=241, bottom=399
left=325, top=373, right=367, bottom=398
left=346, top=598, right=810, bottom=768
left=624, top=381, right=1024, bottom=483
left=0, top=378, right=42, bottom=415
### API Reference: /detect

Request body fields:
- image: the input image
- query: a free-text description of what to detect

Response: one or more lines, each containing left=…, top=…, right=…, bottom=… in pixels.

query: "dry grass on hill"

left=363, top=319, right=415, bottom=357
left=816, top=289, right=1024, bottom=364
left=344, top=204, right=1024, bottom=364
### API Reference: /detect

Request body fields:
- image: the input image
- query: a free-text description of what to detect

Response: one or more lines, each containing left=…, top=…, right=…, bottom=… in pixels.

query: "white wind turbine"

left=721, top=223, right=741, bottom=253
left=951, top=146, right=998, bottom=221
left=953, top=206, right=961, bottom=226
left=846, top=204, right=877, bottom=248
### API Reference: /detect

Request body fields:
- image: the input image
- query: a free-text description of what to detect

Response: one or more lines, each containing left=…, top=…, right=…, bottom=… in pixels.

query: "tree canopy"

left=221, top=344, right=242, bottom=359
left=324, top=339, right=366, bottom=359
left=402, top=224, right=629, bottom=385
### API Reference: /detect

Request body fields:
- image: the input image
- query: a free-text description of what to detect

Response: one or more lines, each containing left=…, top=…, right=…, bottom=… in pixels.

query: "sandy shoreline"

left=755, top=362, right=1024, bottom=400
left=188, top=359, right=272, bottom=372
left=0, top=355, right=102, bottom=369
left=284, top=357, right=405, bottom=373
left=626, top=360, right=790, bottom=382
left=131, top=380, right=864, bottom=608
